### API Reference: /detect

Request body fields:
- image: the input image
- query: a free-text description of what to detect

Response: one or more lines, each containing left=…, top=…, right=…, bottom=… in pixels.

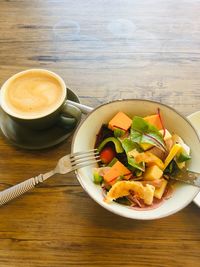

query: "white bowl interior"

left=72, top=100, right=200, bottom=220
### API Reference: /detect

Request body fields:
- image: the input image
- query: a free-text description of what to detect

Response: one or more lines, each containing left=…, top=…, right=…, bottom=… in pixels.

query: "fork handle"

left=0, top=174, right=44, bottom=206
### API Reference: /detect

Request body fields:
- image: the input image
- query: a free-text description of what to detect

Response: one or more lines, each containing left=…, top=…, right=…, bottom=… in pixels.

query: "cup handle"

left=58, top=102, right=82, bottom=130
left=66, top=100, right=93, bottom=114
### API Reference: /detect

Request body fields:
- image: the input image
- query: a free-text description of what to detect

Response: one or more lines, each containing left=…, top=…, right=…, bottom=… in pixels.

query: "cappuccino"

left=1, top=69, right=66, bottom=119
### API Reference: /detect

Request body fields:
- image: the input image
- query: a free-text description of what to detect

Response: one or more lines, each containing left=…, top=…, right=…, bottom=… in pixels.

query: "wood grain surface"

left=0, top=0, right=199, bottom=266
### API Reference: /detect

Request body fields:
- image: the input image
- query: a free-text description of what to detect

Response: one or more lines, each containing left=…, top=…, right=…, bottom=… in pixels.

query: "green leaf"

left=121, top=138, right=141, bottom=153
left=127, top=157, right=145, bottom=171
left=131, top=116, right=166, bottom=151
left=115, top=197, right=132, bottom=206
left=121, top=138, right=144, bottom=171
left=130, top=130, right=142, bottom=144
left=164, top=160, right=179, bottom=174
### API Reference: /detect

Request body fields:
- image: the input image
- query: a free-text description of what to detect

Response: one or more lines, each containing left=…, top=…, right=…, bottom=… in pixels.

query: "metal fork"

left=0, top=149, right=100, bottom=206
left=167, top=168, right=200, bottom=188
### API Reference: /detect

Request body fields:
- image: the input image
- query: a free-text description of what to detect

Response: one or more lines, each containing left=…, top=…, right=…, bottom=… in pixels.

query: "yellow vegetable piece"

left=140, top=143, right=154, bottom=151
left=154, top=179, right=168, bottom=199
left=143, top=165, right=163, bottom=181
left=176, top=161, right=185, bottom=169
left=104, top=180, right=155, bottom=205
left=163, top=144, right=182, bottom=170
left=135, top=151, right=164, bottom=170
left=143, top=184, right=155, bottom=206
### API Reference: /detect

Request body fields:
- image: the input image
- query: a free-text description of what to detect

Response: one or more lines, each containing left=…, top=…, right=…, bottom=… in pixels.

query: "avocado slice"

left=98, top=137, right=124, bottom=153
left=93, top=172, right=103, bottom=184
left=176, top=152, right=191, bottom=163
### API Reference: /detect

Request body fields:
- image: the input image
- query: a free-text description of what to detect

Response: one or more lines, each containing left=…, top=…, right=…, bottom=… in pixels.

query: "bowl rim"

left=73, top=99, right=200, bottom=141
left=71, top=99, right=200, bottom=220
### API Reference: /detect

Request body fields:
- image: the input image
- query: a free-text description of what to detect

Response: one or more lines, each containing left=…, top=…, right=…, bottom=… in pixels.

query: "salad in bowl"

left=93, top=110, right=191, bottom=210
left=72, top=99, right=200, bottom=220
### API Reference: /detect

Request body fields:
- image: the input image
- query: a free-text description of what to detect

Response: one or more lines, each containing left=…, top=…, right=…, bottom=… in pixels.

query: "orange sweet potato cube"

left=108, top=112, right=132, bottom=131
left=143, top=114, right=162, bottom=130
left=103, top=160, right=132, bottom=184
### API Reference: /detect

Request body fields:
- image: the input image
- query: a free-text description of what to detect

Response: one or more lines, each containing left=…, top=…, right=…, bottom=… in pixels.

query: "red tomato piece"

left=100, top=147, right=116, bottom=164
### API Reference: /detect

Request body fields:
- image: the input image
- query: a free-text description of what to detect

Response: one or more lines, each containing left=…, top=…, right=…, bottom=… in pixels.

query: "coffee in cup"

left=0, top=69, right=81, bottom=130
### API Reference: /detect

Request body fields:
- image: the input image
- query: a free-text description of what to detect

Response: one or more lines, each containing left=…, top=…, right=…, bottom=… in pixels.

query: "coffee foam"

left=3, top=71, right=65, bottom=118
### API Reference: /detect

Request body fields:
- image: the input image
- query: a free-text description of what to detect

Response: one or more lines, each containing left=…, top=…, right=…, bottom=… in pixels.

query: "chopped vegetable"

left=100, top=147, right=116, bottom=164
left=143, top=165, right=163, bottom=181
left=93, top=173, right=103, bottom=184
left=176, top=152, right=191, bottom=163
left=103, top=160, right=132, bottom=185
left=147, top=146, right=167, bottom=161
left=140, top=143, right=154, bottom=151
left=121, top=138, right=141, bottom=153
left=164, top=144, right=182, bottom=170
left=143, top=114, right=163, bottom=130
left=98, top=137, right=124, bottom=153
left=114, top=128, right=126, bottom=137
left=154, top=179, right=168, bottom=199
left=176, top=152, right=191, bottom=169
left=135, top=151, right=164, bottom=170
left=108, top=157, right=118, bottom=167
left=131, top=116, right=167, bottom=152
left=165, top=160, right=178, bottom=174
left=108, top=111, right=132, bottom=131
left=121, top=138, right=145, bottom=171
left=159, top=129, right=172, bottom=140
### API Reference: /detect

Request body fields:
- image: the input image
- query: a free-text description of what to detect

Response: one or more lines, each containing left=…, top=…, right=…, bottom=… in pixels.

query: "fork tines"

left=70, top=149, right=101, bottom=171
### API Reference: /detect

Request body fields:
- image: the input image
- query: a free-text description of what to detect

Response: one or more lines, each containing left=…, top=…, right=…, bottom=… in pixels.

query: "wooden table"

left=0, top=1, right=199, bottom=266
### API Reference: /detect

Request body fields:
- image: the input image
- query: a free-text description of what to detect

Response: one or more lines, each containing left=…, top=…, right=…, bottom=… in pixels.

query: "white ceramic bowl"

left=71, top=99, right=200, bottom=220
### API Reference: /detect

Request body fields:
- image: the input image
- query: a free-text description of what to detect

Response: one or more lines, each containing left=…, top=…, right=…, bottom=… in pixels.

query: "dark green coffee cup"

left=0, top=69, right=81, bottom=130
